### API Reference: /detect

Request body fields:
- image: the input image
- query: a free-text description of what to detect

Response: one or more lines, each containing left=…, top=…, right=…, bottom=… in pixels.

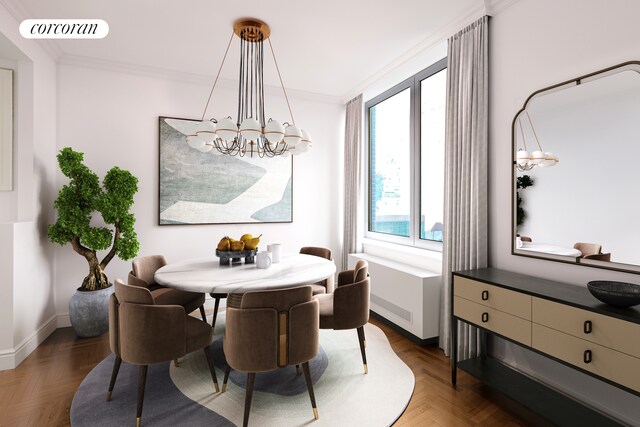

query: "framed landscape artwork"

left=159, top=117, right=293, bottom=225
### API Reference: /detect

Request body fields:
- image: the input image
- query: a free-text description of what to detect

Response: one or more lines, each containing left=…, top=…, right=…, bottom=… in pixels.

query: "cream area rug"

left=71, top=313, right=415, bottom=426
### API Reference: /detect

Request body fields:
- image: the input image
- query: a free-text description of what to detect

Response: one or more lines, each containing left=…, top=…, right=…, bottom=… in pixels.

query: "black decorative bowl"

left=587, top=281, right=640, bottom=308
left=215, top=249, right=258, bottom=265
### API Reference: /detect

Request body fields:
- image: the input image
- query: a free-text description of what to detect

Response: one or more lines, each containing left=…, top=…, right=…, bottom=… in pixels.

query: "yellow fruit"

left=244, top=235, right=261, bottom=250
left=217, top=236, right=231, bottom=251
left=230, top=240, right=245, bottom=251
left=240, top=234, right=254, bottom=242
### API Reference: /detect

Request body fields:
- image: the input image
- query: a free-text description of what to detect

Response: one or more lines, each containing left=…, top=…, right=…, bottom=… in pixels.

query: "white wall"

left=489, top=0, right=640, bottom=423
left=55, top=63, right=344, bottom=318
left=0, top=2, right=57, bottom=369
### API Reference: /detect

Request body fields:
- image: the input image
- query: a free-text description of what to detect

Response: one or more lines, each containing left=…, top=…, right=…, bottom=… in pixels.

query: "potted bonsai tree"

left=48, top=147, right=139, bottom=337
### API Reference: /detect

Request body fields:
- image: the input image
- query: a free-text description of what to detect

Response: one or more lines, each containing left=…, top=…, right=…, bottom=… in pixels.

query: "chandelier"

left=515, top=111, right=558, bottom=171
left=186, top=18, right=311, bottom=158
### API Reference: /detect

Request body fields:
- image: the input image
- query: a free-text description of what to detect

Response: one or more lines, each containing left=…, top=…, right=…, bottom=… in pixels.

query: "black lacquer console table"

left=451, top=268, right=640, bottom=426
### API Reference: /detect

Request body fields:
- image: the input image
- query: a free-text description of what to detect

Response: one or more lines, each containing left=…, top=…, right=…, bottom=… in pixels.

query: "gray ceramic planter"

left=69, top=285, right=114, bottom=337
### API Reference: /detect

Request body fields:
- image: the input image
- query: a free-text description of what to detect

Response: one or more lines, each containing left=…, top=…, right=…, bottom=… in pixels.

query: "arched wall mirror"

left=512, top=61, right=640, bottom=274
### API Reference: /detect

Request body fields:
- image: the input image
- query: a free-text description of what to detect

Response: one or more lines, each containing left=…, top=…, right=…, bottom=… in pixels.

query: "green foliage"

left=516, top=175, right=534, bottom=227
left=48, top=147, right=140, bottom=291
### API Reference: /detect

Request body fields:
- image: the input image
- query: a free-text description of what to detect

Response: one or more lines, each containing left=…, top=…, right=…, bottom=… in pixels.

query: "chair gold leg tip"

left=106, top=391, right=112, bottom=402
left=214, top=383, right=220, bottom=393
left=313, top=407, right=318, bottom=420
left=364, top=364, right=368, bottom=374
left=136, top=417, right=141, bottom=427
left=222, top=383, right=227, bottom=393
left=364, top=340, right=366, bottom=348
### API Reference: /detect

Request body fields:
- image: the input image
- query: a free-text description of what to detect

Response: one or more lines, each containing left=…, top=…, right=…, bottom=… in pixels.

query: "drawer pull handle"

left=583, top=320, right=592, bottom=334
left=481, top=312, right=489, bottom=323
left=583, top=350, right=592, bottom=364
left=481, top=290, right=489, bottom=301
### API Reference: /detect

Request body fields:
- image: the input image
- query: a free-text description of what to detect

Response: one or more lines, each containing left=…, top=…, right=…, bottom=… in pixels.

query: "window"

left=366, top=59, right=447, bottom=249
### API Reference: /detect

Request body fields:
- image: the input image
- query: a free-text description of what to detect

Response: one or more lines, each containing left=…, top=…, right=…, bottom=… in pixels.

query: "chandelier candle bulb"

left=187, top=134, right=206, bottom=149
left=216, top=117, right=239, bottom=142
left=300, top=129, right=312, bottom=148
left=195, top=120, right=217, bottom=144
left=284, top=124, right=302, bottom=146
left=538, top=152, right=558, bottom=167
left=264, top=119, right=285, bottom=143
left=516, top=150, right=530, bottom=162
left=197, top=144, right=214, bottom=153
left=530, top=150, right=545, bottom=165
left=240, top=118, right=262, bottom=142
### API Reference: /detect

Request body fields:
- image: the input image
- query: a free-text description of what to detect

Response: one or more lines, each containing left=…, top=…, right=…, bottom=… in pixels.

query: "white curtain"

left=342, top=94, right=363, bottom=270
left=439, top=16, right=489, bottom=359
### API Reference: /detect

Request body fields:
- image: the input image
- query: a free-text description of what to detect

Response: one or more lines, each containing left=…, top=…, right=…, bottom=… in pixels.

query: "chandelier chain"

left=201, top=30, right=235, bottom=122
left=268, top=38, right=296, bottom=126
left=525, top=111, right=543, bottom=151
left=517, top=117, right=528, bottom=152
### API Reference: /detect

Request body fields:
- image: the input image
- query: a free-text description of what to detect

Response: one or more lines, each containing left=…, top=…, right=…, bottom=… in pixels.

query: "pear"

left=217, top=236, right=231, bottom=251
left=230, top=240, right=245, bottom=251
left=244, top=234, right=262, bottom=250
left=240, top=233, right=254, bottom=242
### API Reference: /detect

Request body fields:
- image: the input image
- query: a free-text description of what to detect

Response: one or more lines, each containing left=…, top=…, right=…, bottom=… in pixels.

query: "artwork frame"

left=158, top=116, right=293, bottom=225
left=0, top=68, right=13, bottom=192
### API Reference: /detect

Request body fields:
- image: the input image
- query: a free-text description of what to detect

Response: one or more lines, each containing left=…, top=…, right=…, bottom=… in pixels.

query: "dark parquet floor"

left=0, top=311, right=528, bottom=426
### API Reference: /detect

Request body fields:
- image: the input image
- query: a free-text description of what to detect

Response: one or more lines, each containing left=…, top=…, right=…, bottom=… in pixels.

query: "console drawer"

left=454, top=276, right=531, bottom=320
left=533, top=297, right=640, bottom=358
left=454, top=296, right=531, bottom=346
left=532, top=323, right=640, bottom=392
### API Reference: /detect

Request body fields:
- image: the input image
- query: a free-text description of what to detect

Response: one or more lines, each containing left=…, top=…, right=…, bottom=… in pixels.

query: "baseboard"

left=370, top=310, right=438, bottom=346
left=0, top=315, right=58, bottom=371
left=56, top=314, right=71, bottom=328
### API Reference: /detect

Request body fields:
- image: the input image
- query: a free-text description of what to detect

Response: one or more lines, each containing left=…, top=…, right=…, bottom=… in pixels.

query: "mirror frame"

left=511, top=60, right=640, bottom=275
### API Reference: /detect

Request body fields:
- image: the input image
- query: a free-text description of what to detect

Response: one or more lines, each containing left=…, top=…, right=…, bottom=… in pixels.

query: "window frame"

left=364, top=58, right=447, bottom=251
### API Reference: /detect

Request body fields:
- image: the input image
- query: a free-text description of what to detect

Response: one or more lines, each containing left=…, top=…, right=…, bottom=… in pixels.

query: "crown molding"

left=488, top=0, right=522, bottom=15
left=340, top=3, right=484, bottom=103
left=57, top=53, right=343, bottom=105
left=0, top=0, right=25, bottom=25
left=340, top=0, right=522, bottom=103
left=0, top=0, right=63, bottom=60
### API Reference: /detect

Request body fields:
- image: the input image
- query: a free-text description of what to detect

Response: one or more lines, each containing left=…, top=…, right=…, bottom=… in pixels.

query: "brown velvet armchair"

left=107, top=279, right=218, bottom=427
left=128, top=255, right=207, bottom=322
left=222, top=286, right=320, bottom=427
left=573, top=242, right=602, bottom=258
left=583, top=252, right=611, bottom=261
left=299, top=246, right=335, bottom=295
left=315, top=260, right=370, bottom=374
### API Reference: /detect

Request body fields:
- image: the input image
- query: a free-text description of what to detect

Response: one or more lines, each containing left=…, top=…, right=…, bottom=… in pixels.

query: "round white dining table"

left=154, top=253, right=336, bottom=294
left=517, top=242, right=582, bottom=257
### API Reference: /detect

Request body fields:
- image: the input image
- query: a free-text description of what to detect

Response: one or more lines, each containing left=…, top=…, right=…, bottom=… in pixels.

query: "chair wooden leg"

left=136, top=365, right=148, bottom=427
left=357, top=326, right=368, bottom=374
left=199, top=305, right=207, bottom=322
left=211, top=296, right=221, bottom=332
left=222, top=365, right=231, bottom=393
left=203, top=346, right=220, bottom=392
left=302, top=362, right=318, bottom=420
left=243, top=373, right=256, bottom=427
left=106, top=355, right=122, bottom=401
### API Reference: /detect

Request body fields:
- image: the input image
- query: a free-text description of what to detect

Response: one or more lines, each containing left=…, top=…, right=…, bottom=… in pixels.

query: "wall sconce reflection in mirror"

left=514, top=111, right=559, bottom=171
